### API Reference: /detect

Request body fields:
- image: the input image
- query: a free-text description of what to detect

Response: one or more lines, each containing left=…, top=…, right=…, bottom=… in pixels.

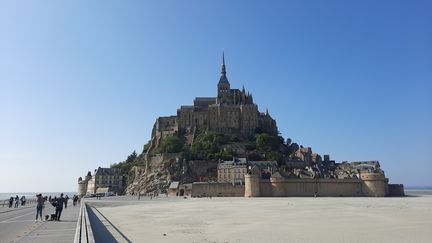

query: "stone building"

left=217, top=158, right=278, bottom=185
left=77, top=167, right=125, bottom=196
left=217, top=158, right=248, bottom=185
left=151, top=52, right=278, bottom=146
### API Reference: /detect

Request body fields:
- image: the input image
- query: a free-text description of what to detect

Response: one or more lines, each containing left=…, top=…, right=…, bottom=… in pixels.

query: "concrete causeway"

left=0, top=203, right=80, bottom=243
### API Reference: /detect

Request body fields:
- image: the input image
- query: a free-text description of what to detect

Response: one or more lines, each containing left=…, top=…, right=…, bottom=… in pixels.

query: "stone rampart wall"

left=189, top=176, right=392, bottom=197
left=191, top=182, right=244, bottom=197
left=260, top=179, right=363, bottom=197
left=243, top=177, right=390, bottom=197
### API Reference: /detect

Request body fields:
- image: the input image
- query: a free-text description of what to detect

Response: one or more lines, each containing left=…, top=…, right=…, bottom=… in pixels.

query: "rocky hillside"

left=113, top=128, right=301, bottom=195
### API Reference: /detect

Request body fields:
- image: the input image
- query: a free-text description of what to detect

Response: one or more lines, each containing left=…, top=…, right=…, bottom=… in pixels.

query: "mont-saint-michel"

left=3, top=2, right=431, bottom=243
left=78, top=53, right=404, bottom=198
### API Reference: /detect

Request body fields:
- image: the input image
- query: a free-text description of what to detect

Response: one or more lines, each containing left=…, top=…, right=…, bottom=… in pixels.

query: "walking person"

left=35, top=194, right=44, bottom=222
left=14, top=195, right=19, bottom=208
left=64, top=195, right=69, bottom=208
left=9, top=197, right=13, bottom=208
left=55, top=193, right=65, bottom=221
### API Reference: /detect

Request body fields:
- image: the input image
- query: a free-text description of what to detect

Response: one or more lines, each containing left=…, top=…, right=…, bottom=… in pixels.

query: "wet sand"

left=86, top=195, right=432, bottom=243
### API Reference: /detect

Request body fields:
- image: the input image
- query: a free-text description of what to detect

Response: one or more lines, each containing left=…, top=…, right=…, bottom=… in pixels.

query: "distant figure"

left=9, top=197, right=13, bottom=208
left=14, top=195, right=19, bottom=208
left=35, top=194, right=44, bottom=222
left=48, top=196, right=51, bottom=202
left=64, top=195, right=69, bottom=208
left=55, top=193, right=65, bottom=221
left=20, top=196, right=26, bottom=206
left=72, top=195, right=77, bottom=206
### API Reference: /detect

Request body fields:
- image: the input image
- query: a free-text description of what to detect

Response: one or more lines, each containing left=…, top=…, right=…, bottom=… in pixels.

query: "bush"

left=215, top=148, right=237, bottom=161
left=188, top=131, right=225, bottom=159
left=158, top=135, right=184, bottom=153
left=143, top=141, right=151, bottom=153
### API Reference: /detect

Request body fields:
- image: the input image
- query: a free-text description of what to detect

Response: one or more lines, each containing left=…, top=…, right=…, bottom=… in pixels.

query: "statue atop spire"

left=221, top=50, right=226, bottom=76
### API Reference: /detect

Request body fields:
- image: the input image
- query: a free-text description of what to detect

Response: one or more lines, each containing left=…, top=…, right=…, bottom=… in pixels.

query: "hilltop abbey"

left=152, top=52, right=277, bottom=146
left=78, top=52, right=405, bottom=198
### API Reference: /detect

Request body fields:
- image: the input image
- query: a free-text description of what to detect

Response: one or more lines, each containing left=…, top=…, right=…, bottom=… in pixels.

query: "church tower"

left=217, top=51, right=231, bottom=104
left=217, top=51, right=230, bottom=95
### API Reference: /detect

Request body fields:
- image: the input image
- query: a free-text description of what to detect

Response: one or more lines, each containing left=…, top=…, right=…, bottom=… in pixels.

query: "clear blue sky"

left=1, top=0, right=431, bottom=192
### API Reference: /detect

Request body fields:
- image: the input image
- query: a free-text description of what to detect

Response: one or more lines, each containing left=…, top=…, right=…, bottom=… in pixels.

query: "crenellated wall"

left=185, top=173, right=396, bottom=198
left=244, top=172, right=392, bottom=197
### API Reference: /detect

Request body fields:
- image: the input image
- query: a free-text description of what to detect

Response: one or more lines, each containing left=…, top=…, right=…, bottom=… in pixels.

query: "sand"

left=86, top=195, right=432, bottom=243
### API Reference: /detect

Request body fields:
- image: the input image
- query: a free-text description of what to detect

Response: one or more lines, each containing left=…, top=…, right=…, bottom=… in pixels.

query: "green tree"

left=126, top=150, right=137, bottom=163
left=189, top=131, right=225, bottom=159
left=111, top=151, right=139, bottom=174
left=256, top=133, right=280, bottom=152
left=287, top=142, right=300, bottom=156
left=266, top=151, right=283, bottom=162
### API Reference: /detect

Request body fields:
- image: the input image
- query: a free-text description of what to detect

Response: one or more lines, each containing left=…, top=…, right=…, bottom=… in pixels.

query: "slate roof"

left=94, top=167, right=122, bottom=176
left=169, top=181, right=179, bottom=189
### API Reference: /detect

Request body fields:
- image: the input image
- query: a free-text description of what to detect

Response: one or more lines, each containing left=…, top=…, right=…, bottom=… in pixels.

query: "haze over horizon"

left=1, top=0, right=431, bottom=193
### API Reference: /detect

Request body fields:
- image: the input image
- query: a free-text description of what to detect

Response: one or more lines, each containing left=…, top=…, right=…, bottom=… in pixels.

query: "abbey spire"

left=221, top=51, right=226, bottom=76
left=218, top=51, right=230, bottom=85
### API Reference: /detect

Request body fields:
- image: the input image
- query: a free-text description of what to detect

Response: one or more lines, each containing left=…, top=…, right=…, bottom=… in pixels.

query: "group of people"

left=34, top=193, right=81, bottom=222
left=8, top=195, right=26, bottom=208
left=6, top=193, right=82, bottom=222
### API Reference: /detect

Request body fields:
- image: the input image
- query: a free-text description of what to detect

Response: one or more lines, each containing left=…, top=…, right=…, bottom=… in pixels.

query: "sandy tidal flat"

left=87, top=195, right=432, bottom=243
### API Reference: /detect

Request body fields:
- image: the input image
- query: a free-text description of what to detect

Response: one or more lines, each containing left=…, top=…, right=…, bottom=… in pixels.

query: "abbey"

left=79, top=53, right=405, bottom=198
left=152, top=52, right=277, bottom=143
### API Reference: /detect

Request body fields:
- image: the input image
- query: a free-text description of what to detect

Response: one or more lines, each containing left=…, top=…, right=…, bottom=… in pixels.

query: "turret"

left=360, top=172, right=389, bottom=197
left=244, top=166, right=261, bottom=197
left=85, top=171, right=92, bottom=181
left=77, top=171, right=93, bottom=197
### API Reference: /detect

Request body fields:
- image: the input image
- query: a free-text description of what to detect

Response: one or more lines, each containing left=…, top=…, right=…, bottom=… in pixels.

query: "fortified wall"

left=244, top=171, right=390, bottom=197
left=191, top=182, right=244, bottom=197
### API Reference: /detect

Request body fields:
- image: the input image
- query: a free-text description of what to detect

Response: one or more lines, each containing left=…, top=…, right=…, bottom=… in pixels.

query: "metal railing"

left=74, top=203, right=95, bottom=243
left=2, top=198, right=37, bottom=207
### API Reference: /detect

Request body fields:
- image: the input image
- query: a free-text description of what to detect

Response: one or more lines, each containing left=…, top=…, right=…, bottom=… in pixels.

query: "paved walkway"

left=0, top=203, right=80, bottom=243
left=0, top=203, right=36, bottom=214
